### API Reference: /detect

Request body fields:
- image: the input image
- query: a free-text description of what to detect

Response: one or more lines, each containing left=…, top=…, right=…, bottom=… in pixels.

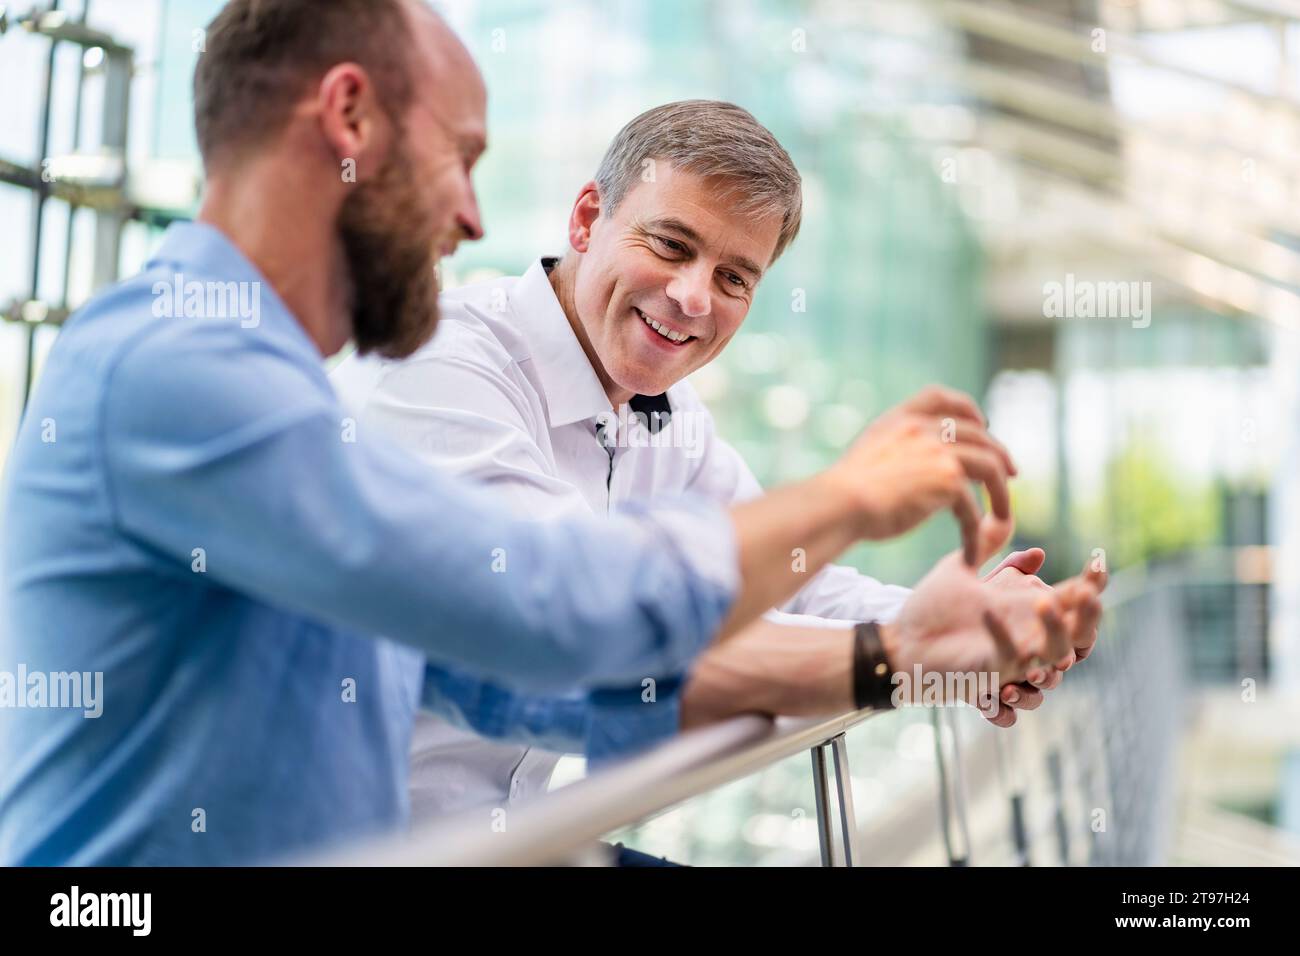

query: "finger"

left=985, top=431, right=1017, bottom=477
left=1039, top=598, right=1070, bottom=665
left=1001, top=682, right=1043, bottom=710
left=975, top=513, right=1015, bottom=568
left=982, top=608, right=1024, bottom=674
left=953, top=445, right=1011, bottom=520
left=1071, top=590, right=1102, bottom=642
left=1072, top=594, right=1102, bottom=658
left=936, top=417, right=1018, bottom=477
left=1055, top=579, right=1100, bottom=631
left=984, top=702, right=1018, bottom=728
left=952, top=483, right=983, bottom=567
left=1082, top=553, right=1110, bottom=593
left=1025, top=667, right=1062, bottom=691
left=905, top=385, right=986, bottom=425
left=1053, top=576, right=1095, bottom=610
left=983, top=546, right=1045, bottom=581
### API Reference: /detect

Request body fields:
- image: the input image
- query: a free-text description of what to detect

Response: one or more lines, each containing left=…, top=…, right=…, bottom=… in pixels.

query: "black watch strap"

left=853, top=621, right=895, bottom=711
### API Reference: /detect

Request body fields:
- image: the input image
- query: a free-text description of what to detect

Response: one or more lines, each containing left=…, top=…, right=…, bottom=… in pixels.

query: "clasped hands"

left=831, top=386, right=1108, bottom=726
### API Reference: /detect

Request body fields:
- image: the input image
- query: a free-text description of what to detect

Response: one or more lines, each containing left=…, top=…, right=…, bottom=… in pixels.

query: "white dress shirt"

left=331, top=257, right=911, bottom=822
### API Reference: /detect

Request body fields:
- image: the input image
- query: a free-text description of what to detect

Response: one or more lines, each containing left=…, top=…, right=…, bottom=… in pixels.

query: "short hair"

left=593, top=100, right=803, bottom=265
left=193, top=0, right=419, bottom=169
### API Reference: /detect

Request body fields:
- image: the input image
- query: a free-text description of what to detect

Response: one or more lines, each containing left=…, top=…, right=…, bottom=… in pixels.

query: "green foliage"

left=1084, top=434, right=1221, bottom=568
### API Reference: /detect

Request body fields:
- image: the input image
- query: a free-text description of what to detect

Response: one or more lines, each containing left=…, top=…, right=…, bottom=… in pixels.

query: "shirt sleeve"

left=686, top=401, right=911, bottom=623
left=358, top=352, right=596, bottom=520
left=419, top=663, right=682, bottom=764
left=361, top=348, right=685, bottom=759
left=99, top=324, right=737, bottom=694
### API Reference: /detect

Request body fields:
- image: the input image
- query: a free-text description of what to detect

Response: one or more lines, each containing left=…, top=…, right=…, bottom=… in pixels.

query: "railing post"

left=811, top=744, right=836, bottom=867
left=1046, top=747, right=1072, bottom=865
left=811, top=733, right=860, bottom=867
left=994, top=729, right=1032, bottom=866
left=933, top=709, right=972, bottom=866
left=830, top=733, right=861, bottom=867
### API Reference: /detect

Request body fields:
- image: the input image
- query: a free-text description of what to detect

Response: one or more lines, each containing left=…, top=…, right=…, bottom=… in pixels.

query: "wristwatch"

left=853, top=621, right=896, bottom=711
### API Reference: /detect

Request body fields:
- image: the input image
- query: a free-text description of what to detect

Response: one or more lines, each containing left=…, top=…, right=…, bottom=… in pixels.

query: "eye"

left=652, top=234, right=688, bottom=256
left=721, top=271, right=748, bottom=290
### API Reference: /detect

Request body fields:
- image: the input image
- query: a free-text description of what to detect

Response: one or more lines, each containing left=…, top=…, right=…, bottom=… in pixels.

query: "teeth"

left=638, top=308, right=691, bottom=344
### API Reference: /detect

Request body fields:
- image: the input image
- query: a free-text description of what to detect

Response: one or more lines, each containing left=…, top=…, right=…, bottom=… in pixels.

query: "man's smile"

left=634, top=306, right=696, bottom=346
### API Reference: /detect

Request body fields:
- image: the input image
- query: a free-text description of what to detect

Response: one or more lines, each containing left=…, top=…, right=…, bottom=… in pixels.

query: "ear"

left=316, top=62, right=390, bottom=183
left=567, top=180, right=601, bottom=254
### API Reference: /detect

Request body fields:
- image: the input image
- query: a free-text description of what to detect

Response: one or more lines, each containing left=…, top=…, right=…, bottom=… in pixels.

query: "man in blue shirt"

left=0, top=0, right=1048, bottom=865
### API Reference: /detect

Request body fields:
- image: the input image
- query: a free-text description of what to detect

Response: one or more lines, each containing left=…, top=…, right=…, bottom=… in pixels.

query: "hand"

left=880, top=538, right=1069, bottom=717
left=827, top=386, right=1017, bottom=566
left=978, top=547, right=1109, bottom=727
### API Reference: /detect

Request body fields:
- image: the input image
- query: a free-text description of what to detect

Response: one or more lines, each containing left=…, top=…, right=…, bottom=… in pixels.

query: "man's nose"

left=665, top=263, right=711, bottom=319
left=457, top=184, right=485, bottom=242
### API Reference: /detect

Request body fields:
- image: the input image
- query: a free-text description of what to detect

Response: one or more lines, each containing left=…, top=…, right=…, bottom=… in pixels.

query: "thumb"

left=983, top=547, right=1046, bottom=581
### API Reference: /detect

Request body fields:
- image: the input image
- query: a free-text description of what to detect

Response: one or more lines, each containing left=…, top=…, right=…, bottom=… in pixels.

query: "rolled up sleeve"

left=420, top=664, right=682, bottom=761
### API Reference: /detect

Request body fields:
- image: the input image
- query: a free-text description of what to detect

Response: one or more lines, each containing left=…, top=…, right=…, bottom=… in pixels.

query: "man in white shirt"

left=333, top=99, right=1105, bottom=823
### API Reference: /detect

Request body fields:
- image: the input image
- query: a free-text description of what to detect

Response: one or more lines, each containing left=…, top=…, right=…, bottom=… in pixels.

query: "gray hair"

left=593, top=100, right=803, bottom=265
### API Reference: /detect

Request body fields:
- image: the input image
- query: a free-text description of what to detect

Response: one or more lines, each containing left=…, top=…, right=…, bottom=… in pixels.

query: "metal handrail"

left=311, top=554, right=1251, bottom=867
left=315, top=709, right=882, bottom=866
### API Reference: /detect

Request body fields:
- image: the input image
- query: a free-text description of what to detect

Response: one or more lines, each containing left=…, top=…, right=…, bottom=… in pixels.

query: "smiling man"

left=552, top=129, right=787, bottom=397
left=332, top=100, right=1107, bottom=828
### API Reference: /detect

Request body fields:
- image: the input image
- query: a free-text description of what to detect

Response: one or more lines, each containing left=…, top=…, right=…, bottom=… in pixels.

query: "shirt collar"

left=510, top=257, right=616, bottom=428
left=511, top=256, right=672, bottom=429
left=145, top=221, right=323, bottom=363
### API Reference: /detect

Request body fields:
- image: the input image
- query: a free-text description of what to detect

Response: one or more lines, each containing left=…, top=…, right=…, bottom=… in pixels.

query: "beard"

left=338, top=134, right=444, bottom=359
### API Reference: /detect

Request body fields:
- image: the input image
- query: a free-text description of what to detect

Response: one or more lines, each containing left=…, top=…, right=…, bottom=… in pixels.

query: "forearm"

left=720, top=472, right=867, bottom=640
left=680, top=619, right=856, bottom=729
